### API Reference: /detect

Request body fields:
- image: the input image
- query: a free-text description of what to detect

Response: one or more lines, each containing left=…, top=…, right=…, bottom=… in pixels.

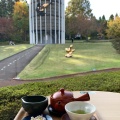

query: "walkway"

left=0, top=45, right=44, bottom=81
left=0, top=67, right=120, bottom=88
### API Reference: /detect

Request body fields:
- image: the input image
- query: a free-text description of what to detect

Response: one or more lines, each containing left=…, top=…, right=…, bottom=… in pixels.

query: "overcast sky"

left=65, top=0, right=120, bottom=20
left=26, top=0, right=120, bottom=20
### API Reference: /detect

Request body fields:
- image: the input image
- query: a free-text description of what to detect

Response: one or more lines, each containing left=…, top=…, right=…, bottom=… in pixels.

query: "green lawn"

left=0, top=44, right=34, bottom=60
left=18, top=42, right=120, bottom=79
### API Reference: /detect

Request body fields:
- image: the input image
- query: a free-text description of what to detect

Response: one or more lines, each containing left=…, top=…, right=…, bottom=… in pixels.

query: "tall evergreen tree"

left=102, top=15, right=106, bottom=21
left=109, top=14, right=114, bottom=21
left=99, top=17, right=102, bottom=21
left=115, top=13, right=118, bottom=18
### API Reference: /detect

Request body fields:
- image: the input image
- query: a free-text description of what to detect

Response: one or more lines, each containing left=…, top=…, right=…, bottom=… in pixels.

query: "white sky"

left=26, top=0, right=120, bottom=20
left=65, top=0, right=120, bottom=20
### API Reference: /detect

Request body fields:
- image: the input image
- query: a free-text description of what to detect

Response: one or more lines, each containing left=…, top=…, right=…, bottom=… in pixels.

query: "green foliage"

left=65, top=0, right=94, bottom=38
left=0, top=0, right=14, bottom=17
left=111, top=38, right=120, bottom=53
left=109, top=14, right=114, bottom=21
left=66, top=0, right=92, bottom=17
left=12, top=1, right=29, bottom=42
left=0, top=0, right=22, bottom=17
left=0, top=71, right=120, bottom=119
left=106, top=16, right=120, bottom=53
left=106, top=16, right=120, bottom=38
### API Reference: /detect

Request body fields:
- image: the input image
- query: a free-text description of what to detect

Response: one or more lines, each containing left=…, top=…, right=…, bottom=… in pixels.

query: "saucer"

left=23, top=114, right=52, bottom=120
left=61, top=114, right=70, bottom=120
left=61, top=113, right=97, bottom=120
left=48, top=105, right=66, bottom=117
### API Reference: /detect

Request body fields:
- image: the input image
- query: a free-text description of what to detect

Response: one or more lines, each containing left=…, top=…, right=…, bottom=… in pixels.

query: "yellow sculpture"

left=65, top=45, right=75, bottom=57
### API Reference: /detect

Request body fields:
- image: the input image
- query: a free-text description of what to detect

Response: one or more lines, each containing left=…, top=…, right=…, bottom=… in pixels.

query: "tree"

left=115, top=13, right=118, bottom=18
left=88, top=16, right=98, bottom=39
left=106, top=16, right=120, bottom=38
left=12, top=1, right=29, bottom=42
left=5, top=19, right=16, bottom=42
left=65, top=16, right=77, bottom=39
left=0, top=0, right=28, bottom=17
left=65, top=0, right=92, bottom=39
left=106, top=16, right=120, bottom=53
left=98, top=17, right=102, bottom=21
left=101, top=15, right=106, bottom=21
left=109, top=14, right=114, bottom=21
left=0, top=0, right=17, bottom=17
left=66, top=0, right=92, bottom=17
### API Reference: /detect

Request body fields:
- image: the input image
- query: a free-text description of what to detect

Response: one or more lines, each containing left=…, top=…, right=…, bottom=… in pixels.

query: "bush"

left=111, top=38, right=120, bottom=53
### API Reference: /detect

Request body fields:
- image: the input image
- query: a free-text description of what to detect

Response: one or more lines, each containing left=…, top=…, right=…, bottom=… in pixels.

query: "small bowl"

left=65, top=101, right=96, bottom=120
left=21, top=95, right=48, bottom=115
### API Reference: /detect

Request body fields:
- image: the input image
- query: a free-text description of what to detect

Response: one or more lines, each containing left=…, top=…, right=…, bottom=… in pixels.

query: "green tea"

left=71, top=109, right=86, bottom=114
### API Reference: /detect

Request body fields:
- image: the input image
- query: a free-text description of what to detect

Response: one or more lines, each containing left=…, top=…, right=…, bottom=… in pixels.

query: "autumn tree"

left=66, top=0, right=92, bottom=17
left=0, top=0, right=22, bottom=17
left=87, top=16, right=98, bottom=39
left=96, top=15, right=107, bottom=39
left=12, top=1, right=29, bottom=42
left=0, top=17, right=15, bottom=42
left=65, top=0, right=93, bottom=39
left=106, top=16, right=120, bottom=53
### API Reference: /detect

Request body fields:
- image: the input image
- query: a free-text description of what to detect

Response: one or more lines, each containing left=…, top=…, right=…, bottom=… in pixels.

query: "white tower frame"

left=29, top=0, right=65, bottom=44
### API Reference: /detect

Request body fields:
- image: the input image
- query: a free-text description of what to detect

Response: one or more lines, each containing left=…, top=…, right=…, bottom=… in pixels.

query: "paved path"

left=0, top=45, right=44, bottom=81
left=0, top=67, right=120, bottom=88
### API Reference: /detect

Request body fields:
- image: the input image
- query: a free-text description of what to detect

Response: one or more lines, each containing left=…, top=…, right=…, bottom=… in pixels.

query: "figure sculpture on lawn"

left=65, top=45, right=75, bottom=57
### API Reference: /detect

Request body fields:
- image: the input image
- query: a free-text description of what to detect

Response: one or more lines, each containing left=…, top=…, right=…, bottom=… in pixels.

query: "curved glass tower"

left=29, top=0, right=65, bottom=44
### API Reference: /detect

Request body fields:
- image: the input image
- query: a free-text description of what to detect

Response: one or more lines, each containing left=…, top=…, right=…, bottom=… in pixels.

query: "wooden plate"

left=61, top=113, right=97, bottom=120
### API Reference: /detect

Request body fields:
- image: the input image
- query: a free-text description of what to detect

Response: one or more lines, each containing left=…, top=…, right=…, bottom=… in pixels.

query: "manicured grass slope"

left=0, top=70, right=120, bottom=119
left=19, top=42, right=120, bottom=79
left=0, top=44, right=34, bottom=60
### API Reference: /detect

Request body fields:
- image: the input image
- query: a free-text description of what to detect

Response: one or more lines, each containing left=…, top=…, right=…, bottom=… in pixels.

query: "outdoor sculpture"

left=65, top=45, right=75, bottom=57
left=36, top=0, right=54, bottom=16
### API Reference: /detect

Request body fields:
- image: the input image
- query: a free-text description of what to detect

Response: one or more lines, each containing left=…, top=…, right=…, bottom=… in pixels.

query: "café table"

left=14, top=91, right=120, bottom=120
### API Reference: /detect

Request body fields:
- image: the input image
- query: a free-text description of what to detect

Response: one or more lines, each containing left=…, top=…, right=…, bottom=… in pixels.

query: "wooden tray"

left=14, top=108, right=101, bottom=120
left=61, top=113, right=98, bottom=120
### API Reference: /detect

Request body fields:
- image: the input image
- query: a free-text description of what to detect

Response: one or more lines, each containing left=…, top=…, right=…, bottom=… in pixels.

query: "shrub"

left=106, top=16, right=120, bottom=53
left=111, top=38, right=120, bottom=53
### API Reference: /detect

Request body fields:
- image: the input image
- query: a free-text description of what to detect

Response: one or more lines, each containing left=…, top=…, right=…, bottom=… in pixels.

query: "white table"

left=73, top=91, right=120, bottom=120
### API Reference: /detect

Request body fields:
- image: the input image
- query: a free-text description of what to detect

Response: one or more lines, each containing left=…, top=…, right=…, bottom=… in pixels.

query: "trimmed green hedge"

left=0, top=71, right=120, bottom=119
